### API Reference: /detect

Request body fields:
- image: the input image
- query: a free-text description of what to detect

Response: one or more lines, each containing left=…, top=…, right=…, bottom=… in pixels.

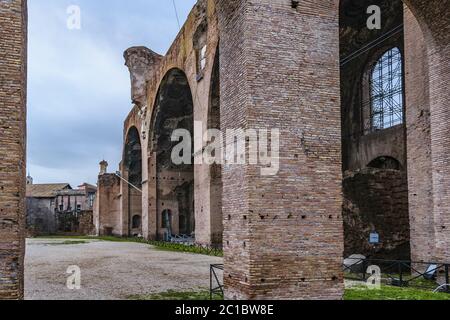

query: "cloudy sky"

left=27, top=0, right=197, bottom=187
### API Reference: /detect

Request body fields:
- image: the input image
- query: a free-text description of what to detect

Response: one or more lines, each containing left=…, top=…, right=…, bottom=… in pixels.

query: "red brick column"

left=0, top=0, right=27, bottom=300
left=216, top=0, right=344, bottom=299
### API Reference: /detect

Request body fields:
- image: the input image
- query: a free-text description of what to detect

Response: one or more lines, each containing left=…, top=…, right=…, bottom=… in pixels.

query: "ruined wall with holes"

left=343, top=168, right=410, bottom=260
left=117, top=0, right=222, bottom=246
left=0, top=0, right=27, bottom=300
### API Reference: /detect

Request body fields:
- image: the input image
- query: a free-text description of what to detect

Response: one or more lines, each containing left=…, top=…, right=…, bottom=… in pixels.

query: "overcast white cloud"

left=27, top=0, right=197, bottom=187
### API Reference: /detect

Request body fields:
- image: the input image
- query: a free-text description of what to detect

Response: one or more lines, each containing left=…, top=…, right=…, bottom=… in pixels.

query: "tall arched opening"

left=339, top=0, right=411, bottom=260
left=149, top=69, right=194, bottom=241
left=124, top=126, right=143, bottom=237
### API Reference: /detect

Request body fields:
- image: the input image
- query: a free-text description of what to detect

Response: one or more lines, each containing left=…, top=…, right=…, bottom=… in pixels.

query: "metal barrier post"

left=210, top=265, right=213, bottom=300
left=445, top=264, right=449, bottom=293
left=399, top=262, right=404, bottom=286
left=362, top=259, right=367, bottom=282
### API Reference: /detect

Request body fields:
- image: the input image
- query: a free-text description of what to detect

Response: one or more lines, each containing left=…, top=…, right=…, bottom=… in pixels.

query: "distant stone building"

left=26, top=179, right=96, bottom=236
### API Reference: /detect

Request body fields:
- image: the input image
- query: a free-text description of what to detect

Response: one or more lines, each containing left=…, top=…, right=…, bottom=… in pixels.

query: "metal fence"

left=146, top=240, right=223, bottom=257
left=344, top=258, right=450, bottom=292
left=210, top=264, right=224, bottom=300
left=210, top=259, right=450, bottom=299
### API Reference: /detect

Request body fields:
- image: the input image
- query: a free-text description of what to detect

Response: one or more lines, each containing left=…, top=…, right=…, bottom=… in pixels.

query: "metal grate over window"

left=365, top=47, right=404, bottom=133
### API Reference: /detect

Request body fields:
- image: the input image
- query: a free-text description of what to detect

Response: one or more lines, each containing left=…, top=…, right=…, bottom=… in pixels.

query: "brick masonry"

left=404, top=6, right=435, bottom=263
left=93, top=172, right=121, bottom=236
left=403, top=0, right=450, bottom=263
left=400, top=0, right=450, bottom=263
left=1, top=0, right=449, bottom=300
left=116, top=0, right=223, bottom=245
left=105, top=0, right=450, bottom=299
left=0, top=0, right=27, bottom=300
left=216, top=0, right=344, bottom=299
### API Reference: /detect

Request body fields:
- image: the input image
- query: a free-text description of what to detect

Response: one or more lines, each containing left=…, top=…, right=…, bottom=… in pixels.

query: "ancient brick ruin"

left=1, top=0, right=450, bottom=300
left=0, top=0, right=27, bottom=300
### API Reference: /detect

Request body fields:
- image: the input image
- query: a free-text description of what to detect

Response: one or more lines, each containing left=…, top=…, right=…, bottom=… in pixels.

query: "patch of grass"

left=127, top=290, right=223, bottom=301
left=345, top=271, right=443, bottom=291
left=344, top=285, right=450, bottom=300
left=128, top=286, right=450, bottom=301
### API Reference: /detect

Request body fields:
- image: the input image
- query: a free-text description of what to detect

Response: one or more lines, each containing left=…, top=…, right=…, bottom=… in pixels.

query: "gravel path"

left=25, top=238, right=223, bottom=300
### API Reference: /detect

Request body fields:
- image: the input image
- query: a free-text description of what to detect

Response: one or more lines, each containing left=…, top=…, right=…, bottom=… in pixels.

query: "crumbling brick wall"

left=343, top=168, right=410, bottom=260
left=0, top=0, right=27, bottom=300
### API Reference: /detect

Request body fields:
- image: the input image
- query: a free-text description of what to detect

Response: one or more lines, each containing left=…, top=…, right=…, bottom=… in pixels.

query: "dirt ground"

left=24, top=238, right=223, bottom=300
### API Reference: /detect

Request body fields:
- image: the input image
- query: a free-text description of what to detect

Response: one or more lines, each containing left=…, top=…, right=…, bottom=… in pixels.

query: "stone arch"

left=149, top=68, right=195, bottom=241
left=368, top=156, right=402, bottom=171
left=124, top=126, right=142, bottom=237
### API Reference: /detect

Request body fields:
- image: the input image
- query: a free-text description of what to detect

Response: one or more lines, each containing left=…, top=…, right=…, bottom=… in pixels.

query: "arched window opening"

left=368, top=47, right=404, bottom=132
left=132, top=215, right=141, bottom=229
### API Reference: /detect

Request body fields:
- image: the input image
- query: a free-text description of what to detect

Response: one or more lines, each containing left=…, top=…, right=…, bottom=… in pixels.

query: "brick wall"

left=401, top=0, right=450, bottom=263
left=402, top=0, right=450, bottom=263
left=343, top=168, right=410, bottom=260
left=404, top=7, right=435, bottom=262
left=0, top=0, right=27, bottom=300
left=217, top=0, right=344, bottom=299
